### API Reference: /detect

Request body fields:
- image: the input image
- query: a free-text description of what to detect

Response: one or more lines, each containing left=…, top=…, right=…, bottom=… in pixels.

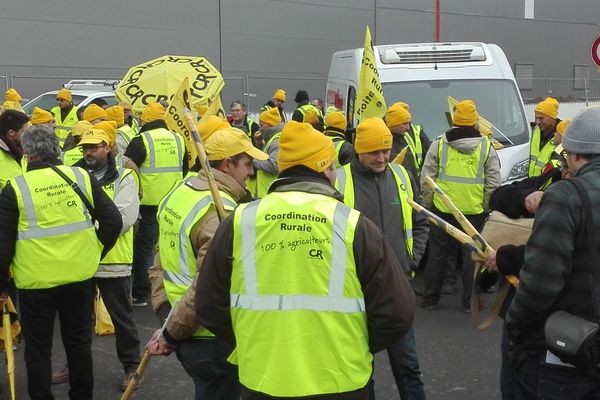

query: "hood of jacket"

left=442, top=126, right=486, bottom=154
left=186, top=168, right=247, bottom=202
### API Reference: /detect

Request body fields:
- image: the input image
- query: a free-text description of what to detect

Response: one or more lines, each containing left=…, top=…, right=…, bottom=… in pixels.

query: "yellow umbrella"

left=116, top=55, right=224, bottom=114
left=1, top=298, right=19, bottom=400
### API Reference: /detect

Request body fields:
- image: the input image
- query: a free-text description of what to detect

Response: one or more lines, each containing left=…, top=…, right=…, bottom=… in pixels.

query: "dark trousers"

left=131, top=205, right=158, bottom=302
left=386, top=328, right=426, bottom=400
left=95, top=276, right=141, bottom=373
left=19, top=279, right=94, bottom=400
left=515, top=355, right=600, bottom=399
left=501, top=325, right=519, bottom=400
left=175, top=338, right=241, bottom=400
left=423, top=210, right=486, bottom=307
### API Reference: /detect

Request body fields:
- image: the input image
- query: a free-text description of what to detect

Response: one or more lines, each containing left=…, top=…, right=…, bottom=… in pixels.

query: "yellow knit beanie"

left=94, top=121, right=117, bottom=145
left=5, top=88, right=21, bottom=102
left=556, top=119, right=571, bottom=136
left=273, top=89, right=286, bottom=102
left=259, top=107, right=282, bottom=126
left=325, top=111, right=347, bottom=131
left=303, top=109, right=320, bottom=125
left=105, top=106, right=125, bottom=126
left=452, top=100, right=478, bottom=126
left=31, top=107, right=54, bottom=125
left=197, top=116, right=230, bottom=142
left=354, top=118, right=393, bottom=154
left=386, top=103, right=412, bottom=127
left=396, top=101, right=410, bottom=111
left=278, top=121, right=336, bottom=173
left=56, top=88, right=72, bottom=102
left=83, top=104, right=108, bottom=123
left=535, top=97, right=559, bottom=119
left=141, top=102, right=165, bottom=123
left=196, top=105, right=208, bottom=117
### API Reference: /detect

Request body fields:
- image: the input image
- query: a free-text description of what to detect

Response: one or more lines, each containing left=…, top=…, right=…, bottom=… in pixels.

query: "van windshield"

left=23, top=94, right=86, bottom=115
left=382, top=79, right=529, bottom=146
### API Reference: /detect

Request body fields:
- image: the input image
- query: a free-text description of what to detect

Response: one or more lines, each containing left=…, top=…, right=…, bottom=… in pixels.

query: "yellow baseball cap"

left=205, top=127, right=268, bottom=161
left=72, top=121, right=94, bottom=137
left=78, top=129, right=111, bottom=146
left=94, top=121, right=117, bottom=146
left=197, top=116, right=230, bottom=142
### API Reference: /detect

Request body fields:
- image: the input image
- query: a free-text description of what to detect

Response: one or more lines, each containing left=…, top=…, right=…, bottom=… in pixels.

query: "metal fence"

left=521, top=78, right=600, bottom=104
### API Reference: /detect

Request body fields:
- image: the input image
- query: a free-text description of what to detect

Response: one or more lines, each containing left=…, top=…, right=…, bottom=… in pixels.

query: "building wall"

left=1, top=0, right=598, bottom=111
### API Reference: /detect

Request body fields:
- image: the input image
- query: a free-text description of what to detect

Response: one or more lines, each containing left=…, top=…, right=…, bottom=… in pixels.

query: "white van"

left=326, top=42, right=530, bottom=182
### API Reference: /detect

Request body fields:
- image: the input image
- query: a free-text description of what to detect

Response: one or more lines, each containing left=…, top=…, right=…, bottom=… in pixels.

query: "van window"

left=382, top=79, right=528, bottom=146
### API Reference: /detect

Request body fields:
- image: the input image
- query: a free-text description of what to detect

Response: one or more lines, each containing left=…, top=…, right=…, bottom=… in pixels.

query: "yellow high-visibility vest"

left=158, top=180, right=236, bottom=337
left=0, top=149, right=26, bottom=190
left=61, top=147, right=83, bottom=166
left=230, top=192, right=371, bottom=396
left=528, top=126, right=556, bottom=177
left=139, top=128, right=184, bottom=206
left=433, top=137, right=491, bottom=215
left=10, top=165, right=101, bottom=289
left=51, top=106, right=79, bottom=147
left=247, top=132, right=280, bottom=199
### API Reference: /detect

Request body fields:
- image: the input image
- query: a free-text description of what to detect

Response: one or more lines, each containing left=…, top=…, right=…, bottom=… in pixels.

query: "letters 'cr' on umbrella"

left=116, top=55, right=224, bottom=114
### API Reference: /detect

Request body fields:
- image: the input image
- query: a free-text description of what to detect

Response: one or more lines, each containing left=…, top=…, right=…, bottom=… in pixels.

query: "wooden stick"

left=183, top=111, right=227, bottom=221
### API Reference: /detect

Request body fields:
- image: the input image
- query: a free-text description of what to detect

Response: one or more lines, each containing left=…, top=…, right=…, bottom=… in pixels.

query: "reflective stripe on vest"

left=528, top=126, right=556, bottom=177
left=139, top=128, right=184, bottom=205
left=10, top=166, right=100, bottom=289
left=332, top=137, right=346, bottom=168
left=410, top=124, right=424, bottom=165
left=433, top=137, right=490, bottom=214
left=297, top=104, right=323, bottom=120
left=100, top=168, right=138, bottom=265
left=158, top=182, right=236, bottom=337
left=231, top=192, right=371, bottom=396
left=335, top=163, right=414, bottom=256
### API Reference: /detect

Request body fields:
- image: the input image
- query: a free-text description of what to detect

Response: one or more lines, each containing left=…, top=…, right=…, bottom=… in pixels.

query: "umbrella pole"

left=3, top=303, right=15, bottom=400
left=184, top=112, right=228, bottom=222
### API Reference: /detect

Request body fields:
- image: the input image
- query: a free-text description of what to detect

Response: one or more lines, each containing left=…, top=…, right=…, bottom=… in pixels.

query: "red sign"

left=592, top=35, right=600, bottom=68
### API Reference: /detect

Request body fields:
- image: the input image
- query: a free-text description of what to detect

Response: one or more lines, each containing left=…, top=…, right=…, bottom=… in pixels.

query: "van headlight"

left=508, top=159, right=529, bottom=181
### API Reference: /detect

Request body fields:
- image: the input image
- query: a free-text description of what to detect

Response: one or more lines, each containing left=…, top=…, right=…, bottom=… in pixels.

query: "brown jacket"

left=148, top=169, right=246, bottom=341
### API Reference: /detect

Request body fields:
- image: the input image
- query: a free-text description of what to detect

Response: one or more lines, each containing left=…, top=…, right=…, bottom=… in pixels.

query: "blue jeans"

left=374, top=328, right=425, bottom=400
left=515, top=355, right=600, bottom=399
left=175, top=338, right=240, bottom=400
left=501, top=325, right=519, bottom=400
left=131, top=205, right=158, bottom=302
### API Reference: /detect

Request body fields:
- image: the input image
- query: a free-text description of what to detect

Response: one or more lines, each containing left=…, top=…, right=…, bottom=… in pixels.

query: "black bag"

left=544, top=178, right=600, bottom=377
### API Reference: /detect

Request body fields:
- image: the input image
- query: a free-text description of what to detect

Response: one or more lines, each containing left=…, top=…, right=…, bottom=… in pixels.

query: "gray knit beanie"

left=562, top=106, right=600, bottom=154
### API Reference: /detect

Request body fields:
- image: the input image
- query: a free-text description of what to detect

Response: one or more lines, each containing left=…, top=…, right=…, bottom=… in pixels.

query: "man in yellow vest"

left=107, top=105, right=138, bottom=153
left=124, top=102, right=186, bottom=306
left=386, top=103, right=421, bottom=179
left=0, top=110, right=29, bottom=190
left=291, top=90, right=322, bottom=122
left=395, top=102, right=431, bottom=170
left=76, top=128, right=142, bottom=391
left=324, top=110, right=353, bottom=167
left=51, top=88, right=79, bottom=147
left=230, top=101, right=259, bottom=139
left=195, top=120, right=416, bottom=399
left=0, top=125, right=122, bottom=399
left=147, top=127, right=267, bottom=399
left=247, top=107, right=283, bottom=199
left=61, top=120, right=93, bottom=166
left=421, top=100, right=501, bottom=311
left=528, top=97, right=560, bottom=177
left=262, top=89, right=287, bottom=123
left=335, top=117, right=429, bottom=400
left=120, top=101, right=140, bottom=134
left=31, top=107, right=56, bottom=129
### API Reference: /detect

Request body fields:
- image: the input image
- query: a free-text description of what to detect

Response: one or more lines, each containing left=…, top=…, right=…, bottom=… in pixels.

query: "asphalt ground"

left=0, top=279, right=503, bottom=400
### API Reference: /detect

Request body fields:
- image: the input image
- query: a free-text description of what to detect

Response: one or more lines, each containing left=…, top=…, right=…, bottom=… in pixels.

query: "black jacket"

left=0, top=159, right=122, bottom=292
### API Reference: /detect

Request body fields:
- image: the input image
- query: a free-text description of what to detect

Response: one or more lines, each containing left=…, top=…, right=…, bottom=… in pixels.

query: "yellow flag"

left=355, top=26, right=387, bottom=123
left=165, top=78, right=198, bottom=168
left=198, top=94, right=226, bottom=123
left=447, top=96, right=504, bottom=149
